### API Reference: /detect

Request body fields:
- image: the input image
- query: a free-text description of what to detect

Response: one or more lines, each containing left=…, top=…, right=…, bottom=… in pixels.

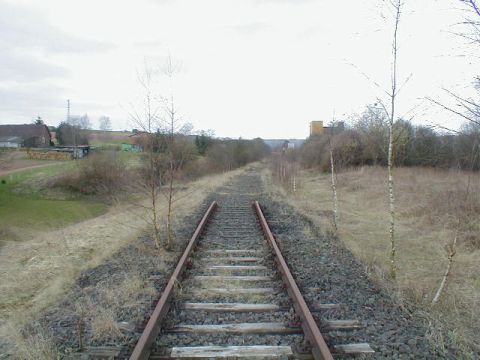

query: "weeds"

left=263, top=165, right=480, bottom=354
left=54, top=151, right=129, bottom=198
left=10, top=324, right=59, bottom=360
left=90, top=308, right=124, bottom=342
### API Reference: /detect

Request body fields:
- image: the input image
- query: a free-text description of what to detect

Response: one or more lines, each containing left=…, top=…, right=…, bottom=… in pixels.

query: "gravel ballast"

left=153, top=169, right=309, bottom=355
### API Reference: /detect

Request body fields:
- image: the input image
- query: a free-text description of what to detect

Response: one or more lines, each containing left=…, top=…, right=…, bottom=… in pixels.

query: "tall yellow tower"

left=310, top=121, right=324, bottom=136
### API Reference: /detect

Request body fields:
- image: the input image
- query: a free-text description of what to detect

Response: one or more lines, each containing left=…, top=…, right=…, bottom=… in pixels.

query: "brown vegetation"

left=263, top=166, right=480, bottom=355
left=27, top=150, right=72, bottom=161
left=53, top=152, right=129, bottom=198
left=300, top=107, right=480, bottom=172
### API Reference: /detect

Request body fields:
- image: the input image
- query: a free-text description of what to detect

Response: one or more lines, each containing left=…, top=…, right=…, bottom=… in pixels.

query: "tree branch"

left=425, top=96, right=480, bottom=126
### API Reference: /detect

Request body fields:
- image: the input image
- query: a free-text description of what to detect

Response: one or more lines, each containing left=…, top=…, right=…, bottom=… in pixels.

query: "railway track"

left=128, top=180, right=374, bottom=359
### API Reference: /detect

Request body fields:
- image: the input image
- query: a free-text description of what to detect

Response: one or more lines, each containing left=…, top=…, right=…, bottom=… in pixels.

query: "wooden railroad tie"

left=193, top=275, right=273, bottom=282
left=151, top=345, right=294, bottom=359
left=179, top=302, right=345, bottom=313
left=190, top=287, right=277, bottom=296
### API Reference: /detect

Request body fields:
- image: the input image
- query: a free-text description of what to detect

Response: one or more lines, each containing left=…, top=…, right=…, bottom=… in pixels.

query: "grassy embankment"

left=0, top=162, right=107, bottom=245
left=263, top=166, right=479, bottom=356
left=0, top=163, right=108, bottom=245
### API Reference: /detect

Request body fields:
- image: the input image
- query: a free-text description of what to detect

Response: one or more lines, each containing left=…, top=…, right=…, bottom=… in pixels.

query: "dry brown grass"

left=262, top=165, right=480, bottom=356
left=0, top=164, right=255, bottom=358
left=90, top=307, right=124, bottom=342
left=8, top=325, right=58, bottom=360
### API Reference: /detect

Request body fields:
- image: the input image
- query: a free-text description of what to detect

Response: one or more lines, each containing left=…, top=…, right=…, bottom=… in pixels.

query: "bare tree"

left=426, top=1, right=479, bottom=128
left=69, top=114, right=91, bottom=130
left=461, top=0, right=480, bottom=16
left=163, top=57, right=178, bottom=250
left=129, top=57, right=193, bottom=250
left=458, top=0, right=480, bottom=43
left=348, top=0, right=406, bottom=278
left=388, top=0, right=403, bottom=279
left=355, top=105, right=390, bottom=164
left=383, top=0, right=404, bottom=279
left=327, top=118, right=339, bottom=233
left=128, top=65, right=163, bottom=249
left=98, top=116, right=112, bottom=132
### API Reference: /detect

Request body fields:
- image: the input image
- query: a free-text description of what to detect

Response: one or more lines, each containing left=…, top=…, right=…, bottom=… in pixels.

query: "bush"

left=54, top=152, right=128, bottom=197
left=299, top=135, right=329, bottom=169
left=181, top=157, right=216, bottom=181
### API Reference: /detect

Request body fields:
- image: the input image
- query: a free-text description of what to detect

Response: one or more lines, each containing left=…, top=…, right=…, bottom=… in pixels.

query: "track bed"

left=131, top=174, right=371, bottom=359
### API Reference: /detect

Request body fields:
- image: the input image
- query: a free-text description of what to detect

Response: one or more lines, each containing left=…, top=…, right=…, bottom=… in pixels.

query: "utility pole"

left=67, top=99, right=70, bottom=122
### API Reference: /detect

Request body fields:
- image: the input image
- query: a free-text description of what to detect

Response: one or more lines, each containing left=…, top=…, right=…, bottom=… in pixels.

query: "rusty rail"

left=253, top=201, right=334, bottom=360
left=130, top=201, right=218, bottom=360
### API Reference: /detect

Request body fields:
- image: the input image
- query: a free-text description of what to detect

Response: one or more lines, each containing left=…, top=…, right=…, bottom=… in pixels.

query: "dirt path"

left=0, top=151, right=64, bottom=177
left=0, top=162, right=65, bottom=177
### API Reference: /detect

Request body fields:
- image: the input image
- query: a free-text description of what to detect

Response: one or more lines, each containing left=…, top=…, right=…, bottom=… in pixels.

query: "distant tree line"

left=202, top=137, right=270, bottom=172
left=300, top=105, right=480, bottom=171
left=137, top=132, right=270, bottom=180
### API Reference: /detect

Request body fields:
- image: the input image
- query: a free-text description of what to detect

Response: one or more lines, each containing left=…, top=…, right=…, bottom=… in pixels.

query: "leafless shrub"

left=299, top=135, right=330, bottom=170
left=181, top=157, right=212, bottom=180
left=54, top=151, right=129, bottom=198
left=270, top=152, right=298, bottom=193
left=332, top=130, right=365, bottom=170
left=205, top=138, right=270, bottom=173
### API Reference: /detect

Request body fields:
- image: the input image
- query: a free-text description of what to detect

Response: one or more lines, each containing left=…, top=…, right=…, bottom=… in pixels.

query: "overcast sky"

left=0, top=0, right=477, bottom=138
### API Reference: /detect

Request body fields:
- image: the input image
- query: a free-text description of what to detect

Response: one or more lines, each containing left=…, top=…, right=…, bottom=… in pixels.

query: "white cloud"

left=0, top=52, right=69, bottom=82
left=0, top=0, right=477, bottom=138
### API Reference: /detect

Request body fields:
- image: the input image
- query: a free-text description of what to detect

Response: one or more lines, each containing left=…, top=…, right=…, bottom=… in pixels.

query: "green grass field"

left=0, top=163, right=108, bottom=241
left=87, top=130, right=133, bottom=147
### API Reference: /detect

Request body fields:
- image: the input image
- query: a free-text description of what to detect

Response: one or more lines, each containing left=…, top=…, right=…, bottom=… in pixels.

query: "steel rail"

left=253, top=201, right=334, bottom=360
left=130, top=201, right=218, bottom=360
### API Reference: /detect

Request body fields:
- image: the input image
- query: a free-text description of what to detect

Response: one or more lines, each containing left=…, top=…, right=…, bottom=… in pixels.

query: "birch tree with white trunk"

left=351, top=0, right=406, bottom=278
left=327, top=120, right=339, bottom=233
left=385, top=0, right=404, bottom=279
